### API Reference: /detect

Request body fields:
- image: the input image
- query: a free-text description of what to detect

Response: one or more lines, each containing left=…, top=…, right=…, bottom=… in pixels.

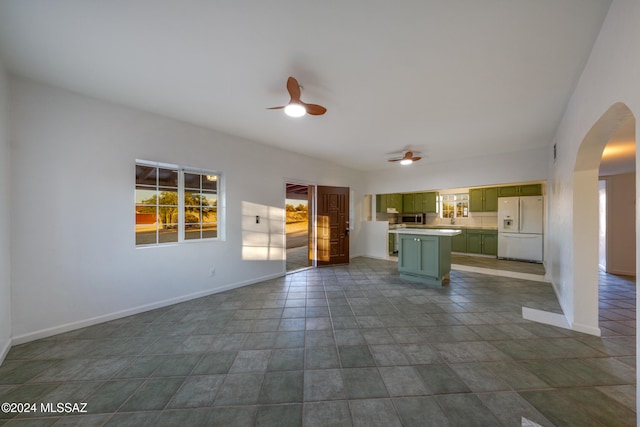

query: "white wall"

left=9, top=77, right=363, bottom=343
left=0, top=60, right=11, bottom=361
left=547, top=0, right=639, bottom=337
left=605, top=172, right=636, bottom=276
left=363, top=147, right=549, bottom=195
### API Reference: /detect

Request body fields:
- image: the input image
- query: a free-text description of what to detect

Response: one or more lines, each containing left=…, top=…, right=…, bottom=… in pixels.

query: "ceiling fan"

left=268, top=76, right=327, bottom=117
left=388, top=150, right=422, bottom=165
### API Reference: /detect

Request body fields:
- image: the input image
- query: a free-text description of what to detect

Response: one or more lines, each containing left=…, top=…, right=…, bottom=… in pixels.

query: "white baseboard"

left=603, top=268, right=635, bottom=277
left=10, top=272, right=284, bottom=346
left=522, top=307, right=602, bottom=337
left=522, top=307, right=571, bottom=330
left=0, top=338, right=10, bottom=365
left=571, top=321, right=602, bottom=337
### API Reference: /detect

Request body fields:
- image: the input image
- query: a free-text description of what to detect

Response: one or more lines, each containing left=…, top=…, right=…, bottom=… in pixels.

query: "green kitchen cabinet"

left=376, top=194, right=385, bottom=213
left=451, top=228, right=467, bottom=252
left=519, top=184, right=542, bottom=196
left=377, top=193, right=403, bottom=213
left=469, top=187, right=498, bottom=212
left=466, top=229, right=498, bottom=256
left=397, top=233, right=453, bottom=286
left=483, top=231, right=498, bottom=256
left=422, top=192, right=438, bottom=213
left=402, top=193, right=417, bottom=213
left=387, top=194, right=403, bottom=212
left=497, top=184, right=542, bottom=197
left=402, top=192, right=438, bottom=213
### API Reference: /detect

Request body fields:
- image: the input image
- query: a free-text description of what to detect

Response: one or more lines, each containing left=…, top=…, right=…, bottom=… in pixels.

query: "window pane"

left=158, top=168, right=178, bottom=187
left=157, top=207, right=179, bottom=226
left=158, top=225, right=178, bottom=243
left=203, top=207, right=217, bottom=223
left=136, top=224, right=156, bottom=245
left=136, top=188, right=157, bottom=204
left=157, top=190, right=178, bottom=205
left=184, top=191, right=200, bottom=206
left=136, top=165, right=156, bottom=185
left=202, top=175, right=218, bottom=191
left=185, top=208, right=201, bottom=224
left=185, top=227, right=202, bottom=240
left=202, top=225, right=217, bottom=239
left=201, top=192, right=217, bottom=206
left=184, top=172, right=200, bottom=189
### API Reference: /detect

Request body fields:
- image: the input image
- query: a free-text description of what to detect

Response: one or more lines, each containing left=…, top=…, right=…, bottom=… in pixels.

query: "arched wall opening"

left=572, top=102, right=636, bottom=335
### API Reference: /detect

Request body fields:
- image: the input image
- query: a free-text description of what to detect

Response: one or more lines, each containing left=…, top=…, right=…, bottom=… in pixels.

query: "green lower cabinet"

left=451, top=229, right=467, bottom=252
left=466, top=229, right=497, bottom=256
left=482, top=231, right=498, bottom=256
left=397, top=234, right=452, bottom=286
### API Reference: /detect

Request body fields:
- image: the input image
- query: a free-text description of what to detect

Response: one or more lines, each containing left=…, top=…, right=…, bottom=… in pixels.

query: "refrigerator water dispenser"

left=503, top=218, right=514, bottom=229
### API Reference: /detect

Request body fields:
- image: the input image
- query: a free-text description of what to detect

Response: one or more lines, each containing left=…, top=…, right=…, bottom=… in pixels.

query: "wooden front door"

left=316, top=186, right=350, bottom=266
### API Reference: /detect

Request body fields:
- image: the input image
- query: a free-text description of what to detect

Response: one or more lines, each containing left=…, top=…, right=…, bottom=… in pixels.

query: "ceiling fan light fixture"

left=400, top=158, right=413, bottom=165
left=284, top=103, right=306, bottom=117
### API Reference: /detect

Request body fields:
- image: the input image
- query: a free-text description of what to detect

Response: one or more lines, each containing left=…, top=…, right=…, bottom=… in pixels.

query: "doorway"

left=285, top=183, right=351, bottom=272
left=571, top=102, right=636, bottom=335
left=285, top=183, right=312, bottom=272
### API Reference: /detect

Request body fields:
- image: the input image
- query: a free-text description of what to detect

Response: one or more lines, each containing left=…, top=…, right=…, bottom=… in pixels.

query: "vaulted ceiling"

left=0, top=0, right=615, bottom=172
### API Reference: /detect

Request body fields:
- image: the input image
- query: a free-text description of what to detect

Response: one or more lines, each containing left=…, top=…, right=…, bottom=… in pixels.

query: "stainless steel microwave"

left=400, top=213, right=425, bottom=224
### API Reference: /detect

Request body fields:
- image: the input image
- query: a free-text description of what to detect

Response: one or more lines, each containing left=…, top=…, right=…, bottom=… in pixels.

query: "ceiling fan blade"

left=411, top=156, right=422, bottom=161
left=287, top=76, right=301, bottom=102
left=303, top=103, right=327, bottom=116
left=266, top=105, right=285, bottom=110
left=388, top=158, right=401, bottom=162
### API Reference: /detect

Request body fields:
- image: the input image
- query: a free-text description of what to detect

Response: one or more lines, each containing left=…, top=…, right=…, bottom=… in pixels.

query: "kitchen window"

left=440, top=193, right=469, bottom=219
left=135, top=160, right=222, bottom=246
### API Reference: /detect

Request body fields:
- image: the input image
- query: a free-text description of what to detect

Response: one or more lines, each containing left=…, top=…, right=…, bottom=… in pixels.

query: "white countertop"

left=388, top=228, right=462, bottom=236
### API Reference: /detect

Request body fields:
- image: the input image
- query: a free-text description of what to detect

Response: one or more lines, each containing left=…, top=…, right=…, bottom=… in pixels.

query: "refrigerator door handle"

left=518, top=198, right=522, bottom=232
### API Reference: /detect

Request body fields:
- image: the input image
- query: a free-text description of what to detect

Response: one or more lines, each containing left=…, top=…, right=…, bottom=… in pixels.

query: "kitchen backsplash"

left=377, top=212, right=499, bottom=228
left=423, top=212, right=498, bottom=228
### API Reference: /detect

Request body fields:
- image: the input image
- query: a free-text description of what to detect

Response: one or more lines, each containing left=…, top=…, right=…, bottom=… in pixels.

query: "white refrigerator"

left=497, top=195, right=543, bottom=262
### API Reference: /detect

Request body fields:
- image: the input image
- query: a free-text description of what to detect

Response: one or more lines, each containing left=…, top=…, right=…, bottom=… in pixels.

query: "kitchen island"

left=388, top=228, right=462, bottom=286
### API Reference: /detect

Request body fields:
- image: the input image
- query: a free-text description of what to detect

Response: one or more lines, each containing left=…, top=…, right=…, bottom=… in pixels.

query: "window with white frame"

left=135, top=160, right=221, bottom=246
left=440, top=193, right=469, bottom=220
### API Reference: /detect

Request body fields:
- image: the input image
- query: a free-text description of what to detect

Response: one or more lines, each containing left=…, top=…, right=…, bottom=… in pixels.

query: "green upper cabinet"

left=497, top=184, right=542, bottom=197
left=422, top=192, right=438, bottom=213
left=519, top=184, right=543, bottom=196
left=402, top=193, right=416, bottom=213
left=469, top=187, right=498, bottom=212
left=376, top=194, right=386, bottom=213
left=388, top=193, right=403, bottom=211
left=377, top=193, right=403, bottom=213
left=402, top=192, right=438, bottom=213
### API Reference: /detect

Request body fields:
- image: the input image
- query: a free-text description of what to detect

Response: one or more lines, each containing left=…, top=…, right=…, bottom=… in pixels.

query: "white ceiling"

left=0, top=0, right=615, bottom=172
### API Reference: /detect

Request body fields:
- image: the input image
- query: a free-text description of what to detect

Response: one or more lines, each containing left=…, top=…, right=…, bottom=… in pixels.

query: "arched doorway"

left=572, top=102, right=636, bottom=334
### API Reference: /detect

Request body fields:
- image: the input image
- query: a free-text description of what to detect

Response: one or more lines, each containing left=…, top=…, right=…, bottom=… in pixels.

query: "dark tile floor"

left=0, top=257, right=635, bottom=426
